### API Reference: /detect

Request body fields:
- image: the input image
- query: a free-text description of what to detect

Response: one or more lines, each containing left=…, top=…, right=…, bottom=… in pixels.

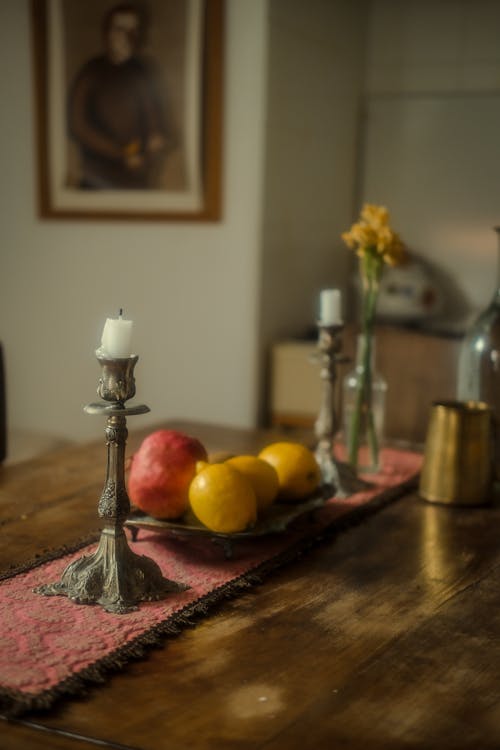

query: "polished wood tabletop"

left=1, top=420, right=499, bottom=750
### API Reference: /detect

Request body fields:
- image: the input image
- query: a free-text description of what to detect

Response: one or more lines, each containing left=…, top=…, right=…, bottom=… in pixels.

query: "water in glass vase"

left=343, top=334, right=387, bottom=473
left=457, top=227, right=500, bottom=481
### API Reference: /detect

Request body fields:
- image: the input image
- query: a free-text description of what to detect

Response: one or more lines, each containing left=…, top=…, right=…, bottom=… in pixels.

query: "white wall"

left=259, top=0, right=367, bottom=350
left=360, top=0, right=500, bottom=320
left=5, top=0, right=494, bottom=449
left=0, top=0, right=268, bottom=443
left=256, top=0, right=367, bottom=422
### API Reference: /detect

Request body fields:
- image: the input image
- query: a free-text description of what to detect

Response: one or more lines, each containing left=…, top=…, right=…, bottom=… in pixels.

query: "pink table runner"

left=0, top=448, right=422, bottom=717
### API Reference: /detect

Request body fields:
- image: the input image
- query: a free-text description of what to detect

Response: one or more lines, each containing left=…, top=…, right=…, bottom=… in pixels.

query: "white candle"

left=99, top=310, right=134, bottom=358
left=319, top=289, right=342, bottom=325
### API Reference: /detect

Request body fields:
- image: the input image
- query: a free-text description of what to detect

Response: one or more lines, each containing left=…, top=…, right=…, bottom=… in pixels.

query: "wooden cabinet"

left=269, top=324, right=462, bottom=445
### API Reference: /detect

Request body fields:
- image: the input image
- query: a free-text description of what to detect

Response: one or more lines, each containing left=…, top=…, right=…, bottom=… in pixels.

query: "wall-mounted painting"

left=31, top=0, right=223, bottom=220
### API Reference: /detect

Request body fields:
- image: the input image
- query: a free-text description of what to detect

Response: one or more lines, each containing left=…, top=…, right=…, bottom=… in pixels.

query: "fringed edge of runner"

left=0, top=532, right=101, bottom=582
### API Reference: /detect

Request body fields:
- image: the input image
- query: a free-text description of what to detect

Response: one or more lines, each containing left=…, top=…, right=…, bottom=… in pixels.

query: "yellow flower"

left=341, top=203, right=405, bottom=269
left=360, top=203, right=389, bottom=228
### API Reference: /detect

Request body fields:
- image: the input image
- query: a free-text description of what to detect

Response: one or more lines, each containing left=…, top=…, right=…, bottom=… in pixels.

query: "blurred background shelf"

left=269, top=324, right=462, bottom=446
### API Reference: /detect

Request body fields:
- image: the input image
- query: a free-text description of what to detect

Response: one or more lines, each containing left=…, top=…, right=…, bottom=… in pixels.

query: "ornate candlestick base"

left=36, top=354, right=187, bottom=614
left=37, top=523, right=182, bottom=615
left=314, top=323, right=371, bottom=497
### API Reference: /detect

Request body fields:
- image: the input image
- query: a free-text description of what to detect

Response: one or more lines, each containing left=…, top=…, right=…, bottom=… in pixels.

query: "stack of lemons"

left=188, top=442, right=321, bottom=534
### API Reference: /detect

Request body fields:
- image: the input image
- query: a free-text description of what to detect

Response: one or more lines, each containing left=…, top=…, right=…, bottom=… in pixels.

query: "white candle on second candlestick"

left=319, top=289, right=342, bottom=325
left=100, top=310, right=134, bottom=357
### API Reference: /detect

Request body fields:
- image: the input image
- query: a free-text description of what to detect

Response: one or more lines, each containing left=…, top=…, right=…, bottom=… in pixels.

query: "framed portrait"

left=31, top=0, right=224, bottom=221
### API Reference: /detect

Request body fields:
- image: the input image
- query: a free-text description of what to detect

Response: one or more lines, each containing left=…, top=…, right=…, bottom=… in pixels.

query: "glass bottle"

left=457, top=227, right=500, bottom=479
left=342, top=334, right=387, bottom=473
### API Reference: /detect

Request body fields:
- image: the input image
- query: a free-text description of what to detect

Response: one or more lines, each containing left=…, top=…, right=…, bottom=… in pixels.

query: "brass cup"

left=419, top=400, right=493, bottom=506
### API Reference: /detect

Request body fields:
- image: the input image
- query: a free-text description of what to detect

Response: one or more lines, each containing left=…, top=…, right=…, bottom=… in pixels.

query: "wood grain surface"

left=1, top=420, right=499, bottom=749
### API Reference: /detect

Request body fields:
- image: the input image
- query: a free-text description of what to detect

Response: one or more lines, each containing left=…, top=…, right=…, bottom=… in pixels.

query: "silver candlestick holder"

left=35, top=352, right=187, bottom=614
left=313, top=323, right=370, bottom=497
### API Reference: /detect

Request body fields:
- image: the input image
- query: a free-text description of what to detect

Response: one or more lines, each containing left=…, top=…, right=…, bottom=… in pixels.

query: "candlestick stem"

left=313, top=323, right=371, bottom=497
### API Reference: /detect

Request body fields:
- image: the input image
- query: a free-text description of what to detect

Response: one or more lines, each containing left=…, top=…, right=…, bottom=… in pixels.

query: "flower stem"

left=347, top=258, right=380, bottom=471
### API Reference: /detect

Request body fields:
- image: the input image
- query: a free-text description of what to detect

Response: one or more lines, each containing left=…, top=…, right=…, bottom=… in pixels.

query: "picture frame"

left=31, top=0, right=224, bottom=221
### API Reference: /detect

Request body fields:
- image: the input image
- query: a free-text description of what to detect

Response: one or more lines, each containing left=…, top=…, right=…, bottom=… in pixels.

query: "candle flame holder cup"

left=313, top=323, right=372, bottom=497
left=96, top=350, right=138, bottom=403
left=35, top=352, right=187, bottom=614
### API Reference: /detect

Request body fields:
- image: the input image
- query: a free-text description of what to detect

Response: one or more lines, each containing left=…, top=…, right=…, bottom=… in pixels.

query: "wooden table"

left=1, top=420, right=499, bottom=749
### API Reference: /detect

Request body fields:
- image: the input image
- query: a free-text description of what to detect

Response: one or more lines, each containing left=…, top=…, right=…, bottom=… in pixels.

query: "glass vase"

left=457, top=227, right=500, bottom=480
left=343, top=334, right=387, bottom=473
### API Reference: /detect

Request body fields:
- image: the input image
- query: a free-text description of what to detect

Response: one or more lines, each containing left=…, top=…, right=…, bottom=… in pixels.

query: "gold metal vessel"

left=419, top=400, right=493, bottom=506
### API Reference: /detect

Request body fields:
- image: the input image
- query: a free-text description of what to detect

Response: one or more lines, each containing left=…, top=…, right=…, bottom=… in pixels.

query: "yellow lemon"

left=189, top=463, right=257, bottom=533
left=226, top=455, right=280, bottom=512
left=258, top=442, right=321, bottom=501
